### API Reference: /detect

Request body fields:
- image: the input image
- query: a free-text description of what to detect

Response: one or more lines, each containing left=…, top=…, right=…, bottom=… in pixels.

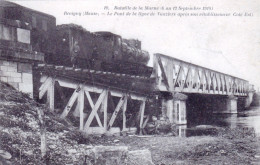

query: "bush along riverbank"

left=0, top=81, right=259, bottom=164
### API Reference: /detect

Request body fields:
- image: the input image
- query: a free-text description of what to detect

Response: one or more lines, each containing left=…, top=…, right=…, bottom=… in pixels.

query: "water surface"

left=180, top=106, right=260, bottom=137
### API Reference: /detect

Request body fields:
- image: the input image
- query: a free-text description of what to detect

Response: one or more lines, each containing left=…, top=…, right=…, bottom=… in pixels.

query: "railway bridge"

left=153, top=53, right=255, bottom=125
left=33, top=53, right=255, bottom=136
left=0, top=1, right=256, bottom=136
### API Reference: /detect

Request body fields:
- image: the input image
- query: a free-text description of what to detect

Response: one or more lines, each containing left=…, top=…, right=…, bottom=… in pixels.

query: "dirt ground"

left=85, top=132, right=259, bottom=165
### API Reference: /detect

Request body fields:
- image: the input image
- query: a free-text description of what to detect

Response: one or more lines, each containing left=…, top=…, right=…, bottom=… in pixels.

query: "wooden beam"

left=39, top=77, right=52, bottom=99
left=78, top=87, right=84, bottom=130
left=84, top=90, right=106, bottom=130
left=56, top=81, right=67, bottom=105
left=122, top=96, right=128, bottom=131
left=47, top=79, right=55, bottom=111
left=72, top=102, right=80, bottom=117
left=103, top=90, right=108, bottom=130
left=85, top=91, right=103, bottom=128
left=108, top=96, right=125, bottom=129
left=139, top=100, right=146, bottom=128
left=108, top=91, right=116, bottom=112
left=40, top=75, right=48, bottom=83
left=60, top=86, right=80, bottom=118
left=39, top=77, right=51, bottom=91
left=56, top=78, right=146, bottom=101
left=57, top=79, right=78, bottom=89
left=142, top=115, right=150, bottom=129
left=110, top=90, right=145, bottom=101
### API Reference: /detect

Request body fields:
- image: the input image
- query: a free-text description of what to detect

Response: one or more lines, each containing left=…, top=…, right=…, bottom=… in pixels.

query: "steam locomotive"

left=0, top=1, right=153, bottom=77
left=49, top=24, right=152, bottom=76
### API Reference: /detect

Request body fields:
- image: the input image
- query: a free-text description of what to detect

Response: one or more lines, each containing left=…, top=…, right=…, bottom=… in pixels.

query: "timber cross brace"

left=38, top=75, right=148, bottom=135
left=153, top=53, right=250, bottom=96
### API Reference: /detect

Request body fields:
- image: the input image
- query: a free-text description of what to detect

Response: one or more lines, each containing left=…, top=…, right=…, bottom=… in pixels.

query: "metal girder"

left=154, top=53, right=249, bottom=96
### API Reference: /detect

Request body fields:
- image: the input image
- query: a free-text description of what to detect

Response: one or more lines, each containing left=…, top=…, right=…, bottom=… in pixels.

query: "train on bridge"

left=0, top=0, right=152, bottom=77
left=0, top=0, right=158, bottom=135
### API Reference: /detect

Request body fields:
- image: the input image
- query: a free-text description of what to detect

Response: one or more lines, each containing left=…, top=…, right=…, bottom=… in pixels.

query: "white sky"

left=11, top=0, right=260, bottom=89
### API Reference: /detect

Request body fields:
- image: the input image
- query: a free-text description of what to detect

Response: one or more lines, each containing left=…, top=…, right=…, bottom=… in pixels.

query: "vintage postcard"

left=0, top=0, right=259, bottom=164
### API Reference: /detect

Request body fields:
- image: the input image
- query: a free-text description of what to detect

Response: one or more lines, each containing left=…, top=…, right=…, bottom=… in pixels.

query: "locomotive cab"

left=94, top=31, right=123, bottom=61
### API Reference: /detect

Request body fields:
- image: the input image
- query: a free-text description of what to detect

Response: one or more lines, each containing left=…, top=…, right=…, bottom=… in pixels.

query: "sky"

left=11, top=0, right=260, bottom=89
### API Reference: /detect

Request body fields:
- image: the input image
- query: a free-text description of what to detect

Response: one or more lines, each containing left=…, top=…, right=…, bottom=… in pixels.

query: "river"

left=175, top=106, right=260, bottom=137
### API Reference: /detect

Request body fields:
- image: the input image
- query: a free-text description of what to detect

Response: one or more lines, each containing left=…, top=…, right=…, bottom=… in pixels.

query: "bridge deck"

left=35, top=64, right=156, bottom=97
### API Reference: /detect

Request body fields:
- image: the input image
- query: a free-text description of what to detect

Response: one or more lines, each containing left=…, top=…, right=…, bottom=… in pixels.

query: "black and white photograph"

left=0, top=0, right=259, bottom=164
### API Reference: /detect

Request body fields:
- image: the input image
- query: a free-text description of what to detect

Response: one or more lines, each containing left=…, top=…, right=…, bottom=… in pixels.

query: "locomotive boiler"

left=48, top=24, right=152, bottom=77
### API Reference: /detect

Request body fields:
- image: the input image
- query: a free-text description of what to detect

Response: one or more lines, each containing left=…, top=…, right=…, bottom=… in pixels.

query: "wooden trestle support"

left=38, top=75, right=149, bottom=135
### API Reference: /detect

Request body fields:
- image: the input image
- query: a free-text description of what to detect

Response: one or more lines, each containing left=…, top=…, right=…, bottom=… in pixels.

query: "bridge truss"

left=153, top=53, right=249, bottom=96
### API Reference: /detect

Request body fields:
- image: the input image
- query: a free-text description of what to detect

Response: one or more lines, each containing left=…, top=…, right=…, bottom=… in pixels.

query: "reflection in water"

left=172, top=125, right=187, bottom=137
left=183, top=106, right=260, bottom=137
left=231, top=106, right=260, bottom=136
left=226, top=114, right=238, bottom=129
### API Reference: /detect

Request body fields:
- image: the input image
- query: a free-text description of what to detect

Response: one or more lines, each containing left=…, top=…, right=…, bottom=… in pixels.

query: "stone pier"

left=0, top=60, right=37, bottom=96
left=162, top=93, right=188, bottom=125
left=251, top=92, right=260, bottom=106
left=245, top=86, right=256, bottom=108
left=211, top=95, right=238, bottom=114
left=198, top=95, right=238, bottom=114
left=172, top=93, right=188, bottom=124
left=226, top=95, right=238, bottom=114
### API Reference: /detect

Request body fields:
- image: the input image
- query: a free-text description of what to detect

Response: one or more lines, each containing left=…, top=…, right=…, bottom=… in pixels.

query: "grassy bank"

left=0, top=81, right=259, bottom=165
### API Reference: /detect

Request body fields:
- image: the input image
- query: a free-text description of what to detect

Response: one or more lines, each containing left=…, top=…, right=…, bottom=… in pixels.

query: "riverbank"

left=85, top=128, right=259, bottom=165
left=0, top=81, right=259, bottom=164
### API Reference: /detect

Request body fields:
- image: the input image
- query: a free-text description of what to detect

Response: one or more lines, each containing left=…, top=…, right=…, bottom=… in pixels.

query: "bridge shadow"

left=185, top=94, right=245, bottom=129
